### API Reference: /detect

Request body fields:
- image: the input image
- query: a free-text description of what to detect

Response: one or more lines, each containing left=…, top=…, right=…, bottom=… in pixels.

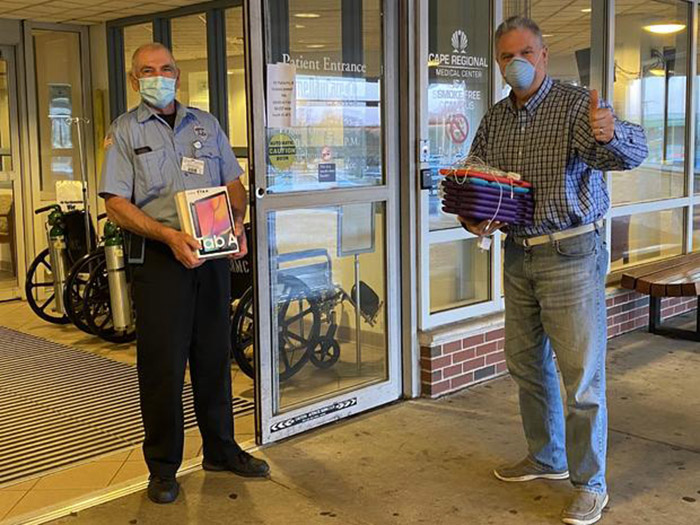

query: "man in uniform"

left=99, top=43, right=269, bottom=504
left=461, top=17, right=647, bottom=525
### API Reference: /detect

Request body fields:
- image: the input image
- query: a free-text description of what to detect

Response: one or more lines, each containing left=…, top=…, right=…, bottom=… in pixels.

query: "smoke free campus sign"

left=428, top=29, right=488, bottom=79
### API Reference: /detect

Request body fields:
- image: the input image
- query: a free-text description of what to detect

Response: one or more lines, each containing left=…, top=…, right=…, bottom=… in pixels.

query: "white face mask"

left=138, top=76, right=177, bottom=109
left=503, top=51, right=543, bottom=91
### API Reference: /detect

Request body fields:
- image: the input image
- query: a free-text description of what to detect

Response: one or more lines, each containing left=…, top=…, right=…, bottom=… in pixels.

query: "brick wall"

left=421, top=290, right=697, bottom=398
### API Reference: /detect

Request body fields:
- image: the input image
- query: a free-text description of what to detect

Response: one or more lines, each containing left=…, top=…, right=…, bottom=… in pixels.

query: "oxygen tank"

left=47, top=208, right=68, bottom=315
left=103, top=221, right=133, bottom=331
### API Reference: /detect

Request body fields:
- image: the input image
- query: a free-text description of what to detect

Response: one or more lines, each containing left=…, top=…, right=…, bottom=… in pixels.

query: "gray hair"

left=495, top=16, right=544, bottom=47
left=131, top=43, right=177, bottom=76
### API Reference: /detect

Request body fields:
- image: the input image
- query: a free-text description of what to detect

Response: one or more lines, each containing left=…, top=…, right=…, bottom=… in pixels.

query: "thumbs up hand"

left=589, top=89, right=614, bottom=144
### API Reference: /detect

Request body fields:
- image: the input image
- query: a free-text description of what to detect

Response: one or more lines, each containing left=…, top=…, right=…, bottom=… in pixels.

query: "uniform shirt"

left=99, top=101, right=244, bottom=229
left=469, top=76, right=648, bottom=237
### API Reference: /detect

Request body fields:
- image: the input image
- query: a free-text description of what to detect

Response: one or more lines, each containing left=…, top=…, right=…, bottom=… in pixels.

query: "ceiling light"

left=643, top=23, right=686, bottom=34
left=542, top=34, right=553, bottom=38
left=581, top=8, right=591, bottom=13
left=295, top=24, right=305, bottom=29
left=295, top=13, right=320, bottom=19
left=306, top=44, right=325, bottom=49
left=648, top=68, right=665, bottom=76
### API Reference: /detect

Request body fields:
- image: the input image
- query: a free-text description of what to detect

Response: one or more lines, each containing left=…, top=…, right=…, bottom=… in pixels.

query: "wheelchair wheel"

left=276, top=275, right=320, bottom=381
left=230, top=275, right=321, bottom=381
left=63, top=248, right=105, bottom=335
left=309, top=337, right=341, bottom=369
left=231, top=287, right=255, bottom=378
left=25, top=248, right=70, bottom=324
left=83, top=258, right=136, bottom=344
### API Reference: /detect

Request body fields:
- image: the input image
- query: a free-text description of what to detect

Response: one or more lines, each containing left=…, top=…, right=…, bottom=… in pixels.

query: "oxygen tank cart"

left=46, top=206, right=69, bottom=316
left=82, top=221, right=136, bottom=343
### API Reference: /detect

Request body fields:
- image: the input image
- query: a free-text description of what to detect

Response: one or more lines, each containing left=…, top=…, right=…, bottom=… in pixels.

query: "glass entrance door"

left=248, top=0, right=401, bottom=443
left=0, top=46, right=25, bottom=301
left=24, top=23, right=95, bottom=258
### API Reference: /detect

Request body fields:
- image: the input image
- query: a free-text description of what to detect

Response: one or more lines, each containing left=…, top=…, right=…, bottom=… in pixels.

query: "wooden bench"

left=621, top=253, right=700, bottom=341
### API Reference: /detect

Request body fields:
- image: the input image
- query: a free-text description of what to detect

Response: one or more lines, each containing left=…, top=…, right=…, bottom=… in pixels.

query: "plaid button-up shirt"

left=470, top=76, right=648, bottom=237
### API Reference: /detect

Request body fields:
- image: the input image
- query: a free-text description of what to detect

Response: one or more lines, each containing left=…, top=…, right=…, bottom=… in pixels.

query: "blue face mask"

left=138, top=76, right=177, bottom=109
left=504, top=56, right=539, bottom=91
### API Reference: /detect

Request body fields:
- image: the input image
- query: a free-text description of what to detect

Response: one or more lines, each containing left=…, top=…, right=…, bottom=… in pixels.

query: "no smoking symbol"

left=447, top=114, right=469, bottom=144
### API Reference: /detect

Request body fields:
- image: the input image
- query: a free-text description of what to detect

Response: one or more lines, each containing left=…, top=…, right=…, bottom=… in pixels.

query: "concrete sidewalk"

left=52, top=318, right=700, bottom=525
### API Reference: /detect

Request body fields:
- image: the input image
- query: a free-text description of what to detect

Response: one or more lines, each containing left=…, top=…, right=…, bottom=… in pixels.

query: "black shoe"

left=202, top=450, right=270, bottom=478
left=147, top=475, right=180, bottom=504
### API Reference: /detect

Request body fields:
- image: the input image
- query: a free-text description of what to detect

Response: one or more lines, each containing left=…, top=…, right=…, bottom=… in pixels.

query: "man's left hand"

left=230, top=221, right=247, bottom=260
left=590, top=89, right=614, bottom=144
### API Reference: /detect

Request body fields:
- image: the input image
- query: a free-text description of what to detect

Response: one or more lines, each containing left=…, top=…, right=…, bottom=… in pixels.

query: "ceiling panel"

left=0, top=0, right=190, bottom=24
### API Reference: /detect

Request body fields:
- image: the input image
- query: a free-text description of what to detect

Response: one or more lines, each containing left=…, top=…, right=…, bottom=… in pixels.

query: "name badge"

left=181, top=156, right=205, bottom=175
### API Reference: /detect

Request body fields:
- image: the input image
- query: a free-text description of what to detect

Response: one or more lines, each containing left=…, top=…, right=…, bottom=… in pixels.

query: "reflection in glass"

left=265, top=0, right=383, bottom=193
left=612, top=1, right=688, bottom=205
left=0, top=59, right=11, bottom=172
left=430, top=238, right=490, bottom=313
left=610, top=209, right=684, bottom=271
left=268, top=204, right=387, bottom=413
left=33, top=30, right=84, bottom=196
left=0, top=182, right=17, bottom=282
left=693, top=206, right=700, bottom=251
left=226, top=7, right=248, bottom=148
left=428, top=0, right=490, bottom=231
left=171, top=14, right=209, bottom=111
left=123, top=23, right=153, bottom=110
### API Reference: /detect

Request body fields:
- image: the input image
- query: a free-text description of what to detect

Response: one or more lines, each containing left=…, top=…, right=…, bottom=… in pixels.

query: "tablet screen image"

left=191, top=191, right=236, bottom=255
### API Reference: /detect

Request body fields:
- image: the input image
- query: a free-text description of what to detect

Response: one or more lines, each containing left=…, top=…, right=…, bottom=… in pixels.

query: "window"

left=123, top=23, right=153, bottom=110
left=612, top=0, right=689, bottom=206
left=430, top=238, right=490, bottom=313
left=428, top=0, right=490, bottom=231
left=171, top=14, right=209, bottom=111
left=33, top=29, right=85, bottom=196
left=226, top=7, right=247, bottom=148
left=610, top=0, right=691, bottom=271
left=0, top=59, right=12, bottom=172
left=264, top=0, right=384, bottom=194
left=421, top=0, right=493, bottom=329
left=610, top=209, right=684, bottom=271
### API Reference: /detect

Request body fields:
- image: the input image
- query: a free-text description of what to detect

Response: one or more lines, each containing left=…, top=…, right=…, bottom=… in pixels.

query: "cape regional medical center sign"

left=429, top=30, right=488, bottom=80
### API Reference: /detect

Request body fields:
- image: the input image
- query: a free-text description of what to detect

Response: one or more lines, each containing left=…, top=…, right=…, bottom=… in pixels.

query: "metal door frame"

left=246, top=0, right=403, bottom=444
left=23, top=22, right=96, bottom=262
left=0, top=45, right=27, bottom=301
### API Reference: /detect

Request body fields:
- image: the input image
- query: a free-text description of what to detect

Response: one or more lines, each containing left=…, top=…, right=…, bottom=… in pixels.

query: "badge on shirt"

left=193, top=125, right=208, bottom=140
left=103, top=134, right=113, bottom=149
left=181, top=156, right=205, bottom=175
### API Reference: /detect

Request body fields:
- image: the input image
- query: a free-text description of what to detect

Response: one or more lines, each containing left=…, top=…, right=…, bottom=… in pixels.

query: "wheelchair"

left=25, top=204, right=136, bottom=344
left=25, top=205, right=98, bottom=324
left=230, top=225, right=382, bottom=382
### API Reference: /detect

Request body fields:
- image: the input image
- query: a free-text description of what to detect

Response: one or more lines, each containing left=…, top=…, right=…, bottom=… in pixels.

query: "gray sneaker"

left=493, top=457, right=569, bottom=482
left=561, top=491, right=609, bottom=525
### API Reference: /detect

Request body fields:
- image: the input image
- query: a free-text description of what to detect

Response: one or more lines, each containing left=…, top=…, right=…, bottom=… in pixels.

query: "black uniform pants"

left=132, top=240, right=240, bottom=478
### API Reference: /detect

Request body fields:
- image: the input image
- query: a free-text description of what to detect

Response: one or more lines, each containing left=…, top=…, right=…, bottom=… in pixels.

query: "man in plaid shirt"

left=461, top=16, right=647, bottom=525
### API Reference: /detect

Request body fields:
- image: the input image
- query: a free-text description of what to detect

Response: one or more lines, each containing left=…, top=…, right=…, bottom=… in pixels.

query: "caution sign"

left=446, top=113, right=469, bottom=144
left=268, top=133, right=296, bottom=171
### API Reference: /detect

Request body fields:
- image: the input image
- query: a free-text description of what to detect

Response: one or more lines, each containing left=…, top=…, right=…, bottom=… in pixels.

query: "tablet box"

left=175, top=186, right=240, bottom=260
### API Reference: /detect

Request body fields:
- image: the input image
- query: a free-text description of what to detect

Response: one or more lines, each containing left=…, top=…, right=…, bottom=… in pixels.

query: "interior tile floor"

left=0, top=299, right=255, bottom=524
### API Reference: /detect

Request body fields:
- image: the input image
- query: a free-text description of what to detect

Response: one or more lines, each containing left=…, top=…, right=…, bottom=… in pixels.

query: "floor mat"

left=0, top=326, right=254, bottom=485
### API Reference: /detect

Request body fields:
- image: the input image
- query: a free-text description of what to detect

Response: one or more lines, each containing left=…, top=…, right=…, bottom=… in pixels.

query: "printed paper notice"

left=267, top=63, right=296, bottom=128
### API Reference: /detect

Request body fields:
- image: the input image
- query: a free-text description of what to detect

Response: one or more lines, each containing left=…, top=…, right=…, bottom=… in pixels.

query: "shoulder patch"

left=103, top=134, right=114, bottom=149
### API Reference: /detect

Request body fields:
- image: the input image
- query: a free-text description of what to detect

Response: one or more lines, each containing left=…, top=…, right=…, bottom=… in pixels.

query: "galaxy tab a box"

left=175, top=187, right=239, bottom=260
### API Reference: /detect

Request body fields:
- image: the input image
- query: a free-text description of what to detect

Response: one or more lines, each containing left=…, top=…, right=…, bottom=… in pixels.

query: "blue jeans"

left=503, top=230, right=608, bottom=494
